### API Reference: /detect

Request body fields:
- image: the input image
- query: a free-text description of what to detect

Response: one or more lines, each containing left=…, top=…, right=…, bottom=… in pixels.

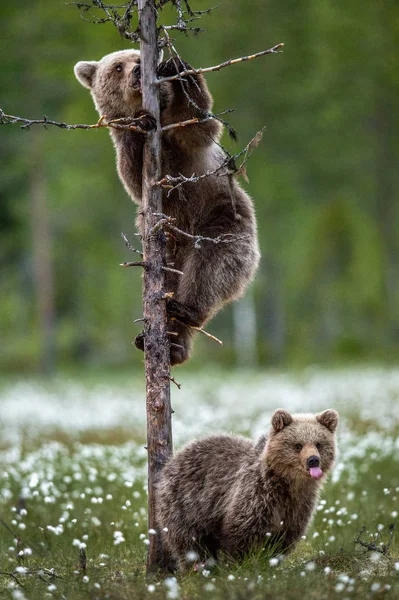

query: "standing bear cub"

left=74, top=50, right=260, bottom=365
left=156, top=408, right=339, bottom=571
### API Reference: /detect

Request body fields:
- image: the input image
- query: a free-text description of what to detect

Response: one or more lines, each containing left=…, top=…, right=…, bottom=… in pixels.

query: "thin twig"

left=191, top=325, right=223, bottom=345
left=121, top=232, right=143, bottom=257
left=161, top=109, right=234, bottom=133
left=169, top=375, right=181, bottom=390
left=158, top=44, right=284, bottom=83
left=120, top=261, right=146, bottom=268
left=172, top=317, right=223, bottom=345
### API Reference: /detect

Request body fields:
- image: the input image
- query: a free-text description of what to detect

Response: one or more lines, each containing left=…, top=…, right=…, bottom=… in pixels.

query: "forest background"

left=1, top=0, right=399, bottom=375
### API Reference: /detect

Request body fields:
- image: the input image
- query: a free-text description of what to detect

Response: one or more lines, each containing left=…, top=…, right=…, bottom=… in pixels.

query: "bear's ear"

left=74, top=61, right=98, bottom=89
left=271, top=409, right=293, bottom=432
left=316, top=409, right=339, bottom=433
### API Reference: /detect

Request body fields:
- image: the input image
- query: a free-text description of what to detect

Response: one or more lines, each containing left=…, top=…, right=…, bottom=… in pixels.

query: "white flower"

left=269, top=558, right=279, bottom=567
left=164, top=577, right=180, bottom=599
left=204, top=583, right=215, bottom=591
left=305, top=561, right=316, bottom=571
left=227, top=574, right=235, bottom=581
left=185, top=551, right=198, bottom=562
left=148, top=584, right=156, bottom=593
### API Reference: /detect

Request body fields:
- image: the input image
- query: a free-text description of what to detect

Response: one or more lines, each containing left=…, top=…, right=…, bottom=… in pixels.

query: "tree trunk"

left=31, top=138, right=56, bottom=375
left=233, top=290, right=258, bottom=368
left=138, top=0, right=173, bottom=576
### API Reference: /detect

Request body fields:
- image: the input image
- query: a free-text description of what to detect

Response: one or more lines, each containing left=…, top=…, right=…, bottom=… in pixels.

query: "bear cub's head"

left=75, top=50, right=147, bottom=119
left=264, top=408, right=339, bottom=483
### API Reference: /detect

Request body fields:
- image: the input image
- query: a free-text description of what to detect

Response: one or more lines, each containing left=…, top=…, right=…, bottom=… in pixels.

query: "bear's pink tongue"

left=309, top=467, right=323, bottom=480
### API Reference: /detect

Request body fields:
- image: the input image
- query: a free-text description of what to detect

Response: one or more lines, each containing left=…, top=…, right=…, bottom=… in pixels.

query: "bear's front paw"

left=157, top=58, right=191, bottom=78
left=136, top=111, right=157, bottom=131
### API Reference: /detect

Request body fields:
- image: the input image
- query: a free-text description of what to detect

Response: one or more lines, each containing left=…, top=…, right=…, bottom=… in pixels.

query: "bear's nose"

left=132, top=64, right=141, bottom=78
left=307, top=455, right=320, bottom=469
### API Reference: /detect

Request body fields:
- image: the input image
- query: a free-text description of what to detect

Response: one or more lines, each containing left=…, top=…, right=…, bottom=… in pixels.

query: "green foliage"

left=1, top=0, right=399, bottom=371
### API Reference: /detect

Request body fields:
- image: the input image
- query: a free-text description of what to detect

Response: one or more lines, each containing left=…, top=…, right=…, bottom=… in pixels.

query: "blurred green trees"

left=1, top=0, right=398, bottom=373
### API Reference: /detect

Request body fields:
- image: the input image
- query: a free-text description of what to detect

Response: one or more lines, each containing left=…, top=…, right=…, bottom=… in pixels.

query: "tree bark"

left=138, top=0, right=173, bottom=575
left=31, top=135, right=56, bottom=375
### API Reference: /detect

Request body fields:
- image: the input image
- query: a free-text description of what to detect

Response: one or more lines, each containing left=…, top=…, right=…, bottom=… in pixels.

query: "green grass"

left=0, top=369, right=398, bottom=599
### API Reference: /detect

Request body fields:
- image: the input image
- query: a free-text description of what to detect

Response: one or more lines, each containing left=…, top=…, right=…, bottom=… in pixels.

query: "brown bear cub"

left=156, top=408, right=339, bottom=571
left=74, top=50, right=260, bottom=365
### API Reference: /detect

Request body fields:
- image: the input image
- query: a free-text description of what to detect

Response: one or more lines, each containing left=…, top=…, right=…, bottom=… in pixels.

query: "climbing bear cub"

left=156, top=408, right=339, bottom=571
left=74, top=50, right=260, bottom=365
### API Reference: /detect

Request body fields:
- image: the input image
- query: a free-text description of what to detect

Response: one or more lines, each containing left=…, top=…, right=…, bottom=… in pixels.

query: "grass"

left=0, top=367, right=398, bottom=599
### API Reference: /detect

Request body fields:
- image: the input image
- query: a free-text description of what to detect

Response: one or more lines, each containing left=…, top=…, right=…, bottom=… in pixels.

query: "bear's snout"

left=306, top=455, right=320, bottom=469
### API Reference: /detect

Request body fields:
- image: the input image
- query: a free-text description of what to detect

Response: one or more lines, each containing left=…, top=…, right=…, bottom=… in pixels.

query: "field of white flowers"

left=0, top=367, right=398, bottom=599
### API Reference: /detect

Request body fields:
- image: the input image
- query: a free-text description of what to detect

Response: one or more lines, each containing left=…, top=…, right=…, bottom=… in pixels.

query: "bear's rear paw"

left=134, top=329, right=190, bottom=366
left=166, top=299, right=202, bottom=327
left=170, top=340, right=190, bottom=366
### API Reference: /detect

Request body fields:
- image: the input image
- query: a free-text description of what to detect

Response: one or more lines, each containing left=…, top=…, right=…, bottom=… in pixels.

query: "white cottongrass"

left=164, top=577, right=180, bottom=599
left=269, top=558, right=279, bottom=567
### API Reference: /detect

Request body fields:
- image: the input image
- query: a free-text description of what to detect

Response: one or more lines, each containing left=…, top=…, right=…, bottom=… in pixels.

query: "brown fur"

left=156, top=409, right=339, bottom=571
left=74, top=50, right=260, bottom=365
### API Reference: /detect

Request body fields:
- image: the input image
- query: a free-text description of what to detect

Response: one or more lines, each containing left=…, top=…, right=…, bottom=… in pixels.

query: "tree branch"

left=155, top=127, right=266, bottom=195
left=157, top=43, right=284, bottom=82
left=151, top=213, right=251, bottom=249
left=0, top=111, right=147, bottom=133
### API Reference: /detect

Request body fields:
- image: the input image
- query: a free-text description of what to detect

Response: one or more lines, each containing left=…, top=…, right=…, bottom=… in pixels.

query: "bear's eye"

left=115, top=64, right=123, bottom=73
left=295, top=443, right=303, bottom=451
left=316, top=443, right=322, bottom=451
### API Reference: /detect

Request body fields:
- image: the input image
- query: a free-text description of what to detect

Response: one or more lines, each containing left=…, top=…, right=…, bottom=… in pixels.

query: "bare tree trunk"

left=138, top=0, right=173, bottom=576
left=31, top=136, right=56, bottom=375
left=233, top=291, right=258, bottom=368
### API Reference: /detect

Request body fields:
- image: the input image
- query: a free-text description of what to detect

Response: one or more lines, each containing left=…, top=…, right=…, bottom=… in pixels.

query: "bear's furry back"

left=156, top=435, right=257, bottom=567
